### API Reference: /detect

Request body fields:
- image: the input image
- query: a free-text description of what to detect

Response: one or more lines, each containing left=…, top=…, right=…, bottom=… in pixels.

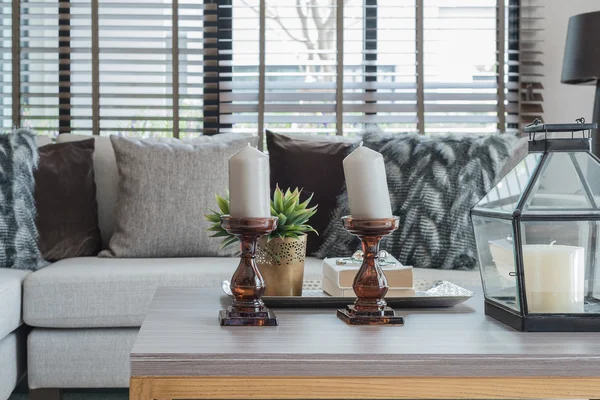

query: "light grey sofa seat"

left=25, top=257, right=324, bottom=389
left=0, top=332, right=27, bottom=400
left=0, top=269, right=30, bottom=400
left=24, top=257, right=324, bottom=329
left=28, top=328, right=138, bottom=389
left=0, top=269, right=29, bottom=339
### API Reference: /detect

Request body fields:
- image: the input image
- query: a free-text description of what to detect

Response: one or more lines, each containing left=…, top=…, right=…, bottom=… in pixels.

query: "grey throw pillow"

left=316, top=130, right=516, bottom=270
left=0, top=129, right=48, bottom=270
left=101, top=134, right=258, bottom=258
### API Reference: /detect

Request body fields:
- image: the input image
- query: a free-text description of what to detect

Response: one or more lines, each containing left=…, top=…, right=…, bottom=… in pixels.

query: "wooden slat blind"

left=0, top=0, right=542, bottom=137
left=506, top=0, right=544, bottom=133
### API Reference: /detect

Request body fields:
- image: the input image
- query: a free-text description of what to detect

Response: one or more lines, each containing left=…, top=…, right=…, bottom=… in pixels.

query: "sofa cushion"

left=55, top=133, right=259, bottom=250
left=0, top=331, right=27, bottom=399
left=23, top=256, right=323, bottom=328
left=0, top=268, right=30, bottom=339
left=102, top=134, right=257, bottom=258
left=56, top=134, right=118, bottom=248
left=317, top=130, right=516, bottom=270
left=28, top=328, right=137, bottom=389
left=35, top=139, right=102, bottom=261
left=0, top=129, right=48, bottom=270
left=266, top=130, right=357, bottom=255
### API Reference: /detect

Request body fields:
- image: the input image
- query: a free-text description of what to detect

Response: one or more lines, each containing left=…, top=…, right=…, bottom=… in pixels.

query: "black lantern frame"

left=471, top=119, right=600, bottom=332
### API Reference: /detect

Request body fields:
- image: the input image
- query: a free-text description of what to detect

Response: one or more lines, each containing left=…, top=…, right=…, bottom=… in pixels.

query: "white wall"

left=541, top=0, right=600, bottom=124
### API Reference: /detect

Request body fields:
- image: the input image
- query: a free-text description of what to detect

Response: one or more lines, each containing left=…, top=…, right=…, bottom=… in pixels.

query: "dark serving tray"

left=221, top=279, right=474, bottom=308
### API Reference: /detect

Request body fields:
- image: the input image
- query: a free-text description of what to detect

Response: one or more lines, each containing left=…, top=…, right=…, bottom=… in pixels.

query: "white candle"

left=343, top=144, right=392, bottom=218
left=229, top=144, right=271, bottom=218
left=523, top=244, right=585, bottom=313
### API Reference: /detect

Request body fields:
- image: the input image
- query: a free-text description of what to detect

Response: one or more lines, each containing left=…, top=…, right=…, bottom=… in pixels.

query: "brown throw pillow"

left=35, top=139, right=102, bottom=261
left=266, top=130, right=357, bottom=255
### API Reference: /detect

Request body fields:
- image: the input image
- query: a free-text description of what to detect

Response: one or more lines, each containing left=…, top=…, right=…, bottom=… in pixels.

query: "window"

left=1, top=0, right=543, bottom=140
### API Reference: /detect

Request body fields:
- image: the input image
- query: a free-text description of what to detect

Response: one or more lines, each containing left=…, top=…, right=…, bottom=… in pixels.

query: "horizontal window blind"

left=0, top=0, right=12, bottom=130
left=221, top=0, right=340, bottom=136
left=3, top=0, right=542, bottom=137
left=423, top=0, right=499, bottom=134
left=98, top=0, right=205, bottom=137
left=20, top=0, right=60, bottom=134
left=98, top=0, right=176, bottom=137
left=218, top=0, right=259, bottom=134
left=222, top=0, right=543, bottom=139
left=71, top=0, right=92, bottom=134
left=5, top=0, right=207, bottom=137
left=506, top=0, right=544, bottom=132
left=343, top=0, right=418, bottom=134
left=262, top=0, right=337, bottom=135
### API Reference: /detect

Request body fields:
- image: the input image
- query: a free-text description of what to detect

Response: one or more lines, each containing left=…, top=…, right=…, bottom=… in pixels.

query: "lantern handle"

left=526, top=118, right=544, bottom=142
left=576, top=117, right=591, bottom=139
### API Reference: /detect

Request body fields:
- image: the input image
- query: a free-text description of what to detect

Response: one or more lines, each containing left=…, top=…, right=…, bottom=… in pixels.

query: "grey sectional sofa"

left=1, top=133, right=524, bottom=399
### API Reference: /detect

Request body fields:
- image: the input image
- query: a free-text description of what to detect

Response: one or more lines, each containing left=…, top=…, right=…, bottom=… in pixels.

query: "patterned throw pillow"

left=0, top=129, right=48, bottom=270
left=316, top=130, right=516, bottom=270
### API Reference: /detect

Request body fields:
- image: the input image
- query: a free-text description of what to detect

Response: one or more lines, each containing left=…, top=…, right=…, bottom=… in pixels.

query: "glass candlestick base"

left=219, top=215, right=278, bottom=327
left=219, top=307, right=278, bottom=327
left=337, top=216, right=404, bottom=326
left=337, top=305, right=404, bottom=325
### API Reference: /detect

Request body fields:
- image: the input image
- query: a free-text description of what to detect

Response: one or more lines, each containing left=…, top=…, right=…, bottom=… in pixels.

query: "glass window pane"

left=225, top=0, right=260, bottom=136
left=574, top=152, right=600, bottom=207
left=520, top=221, right=596, bottom=314
left=263, top=0, right=337, bottom=136
left=472, top=216, right=520, bottom=312
left=474, top=153, right=541, bottom=212
left=21, top=0, right=59, bottom=136
left=423, top=0, right=498, bottom=135
left=0, top=1, right=12, bottom=130
left=523, top=153, right=594, bottom=212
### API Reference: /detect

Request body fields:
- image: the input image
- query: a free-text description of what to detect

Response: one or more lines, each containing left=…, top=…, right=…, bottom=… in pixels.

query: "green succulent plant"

left=204, top=186, right=318, bottom=250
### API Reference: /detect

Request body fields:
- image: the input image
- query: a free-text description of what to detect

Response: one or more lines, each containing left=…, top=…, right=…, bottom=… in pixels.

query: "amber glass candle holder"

left=337, top=216, right=404, bottom=325
left=219, top=215, right=278, bottom=326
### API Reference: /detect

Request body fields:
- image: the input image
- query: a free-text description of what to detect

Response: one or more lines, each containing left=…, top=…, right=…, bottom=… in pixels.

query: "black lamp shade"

left=562, top=11, right=600, bottom=85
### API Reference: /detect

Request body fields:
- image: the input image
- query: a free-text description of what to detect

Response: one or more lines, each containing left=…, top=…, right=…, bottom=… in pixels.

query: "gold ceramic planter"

left=256, top=234, right=307, bottom=296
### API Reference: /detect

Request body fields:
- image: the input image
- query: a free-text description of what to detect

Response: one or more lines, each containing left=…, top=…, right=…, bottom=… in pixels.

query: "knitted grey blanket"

left=316, top=130, right=516, bottom=270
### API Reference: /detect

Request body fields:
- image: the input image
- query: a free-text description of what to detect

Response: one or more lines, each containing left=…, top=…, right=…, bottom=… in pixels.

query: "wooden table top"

left=130, top=284, right=600, bottom=378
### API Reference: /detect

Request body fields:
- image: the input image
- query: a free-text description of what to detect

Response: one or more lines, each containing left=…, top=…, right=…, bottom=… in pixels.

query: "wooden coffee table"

left=130, top=286, right=600, bottom=399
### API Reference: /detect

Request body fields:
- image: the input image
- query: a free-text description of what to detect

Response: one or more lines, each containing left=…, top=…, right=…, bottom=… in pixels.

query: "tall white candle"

left=343, top=143, right=392, bottom=218
left=229, top=144, right=271, bottom=218
left=523, top=244, right=585, bottom=313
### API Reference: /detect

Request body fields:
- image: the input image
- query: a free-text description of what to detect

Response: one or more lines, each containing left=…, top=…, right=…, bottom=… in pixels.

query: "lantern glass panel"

left=474, top=154, right=542, bottom=213
left=472, top=216, right=520, bottom=312
left=523, top=153, right=596, bottom=213
left=520, top=220, right=600, bottom=314
left=573, top=152, right=600, bottom=202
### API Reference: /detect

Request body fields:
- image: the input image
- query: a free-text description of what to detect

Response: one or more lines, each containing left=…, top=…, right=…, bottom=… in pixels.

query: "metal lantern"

left=471, top=119, right=600, bottom=332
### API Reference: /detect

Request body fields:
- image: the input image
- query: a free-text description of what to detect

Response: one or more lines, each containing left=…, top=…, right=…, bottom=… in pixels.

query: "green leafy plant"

left=204, top=186, right=318, bottom=250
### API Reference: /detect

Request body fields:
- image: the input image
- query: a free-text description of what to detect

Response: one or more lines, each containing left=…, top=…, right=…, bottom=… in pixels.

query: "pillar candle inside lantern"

left=523, top=244, right=585, bottom=314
